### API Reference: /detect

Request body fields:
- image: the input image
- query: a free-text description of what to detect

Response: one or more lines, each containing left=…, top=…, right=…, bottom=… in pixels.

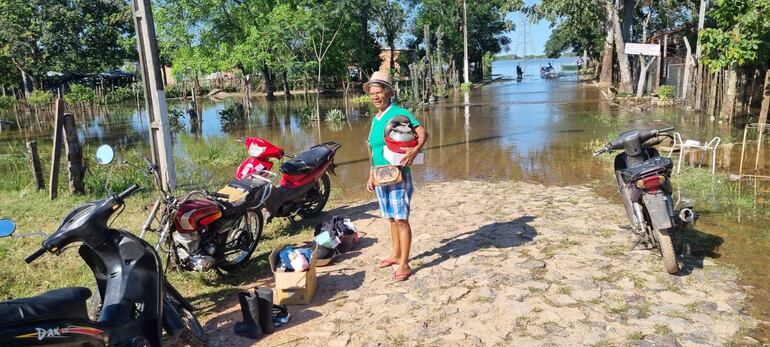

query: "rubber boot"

left=233, top=292, right=263, bottom=339
left=255, top=288, right=275, bottom=334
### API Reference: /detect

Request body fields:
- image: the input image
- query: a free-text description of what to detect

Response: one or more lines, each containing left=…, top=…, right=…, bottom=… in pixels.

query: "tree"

left=529, top=0, right=606, bottom=60
left=0, top=0, right=133, bottom=95
left=373, top=0, right=406, bottom=78
left=700, top=0, right=770, bottom=120
left=410, top=0, right=519, bottom=82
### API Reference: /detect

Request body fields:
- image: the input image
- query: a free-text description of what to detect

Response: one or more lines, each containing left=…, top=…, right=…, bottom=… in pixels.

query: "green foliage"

left=168, top=108, right=185, bottom=132
left=0, top=0, right=133, bottom=89
left=27, top=90, right=53, bottom=108
left=700, top=0, right=770, bottom=72
left=295, top=106, right=317, bottom=124
left=64, top=84, right=96, bottom=105
left=0, top=95, right=16, bottom=109
left=218, top=103, right=246, bottom=132
left=531, top=0, right=606, bottom=59
left=657, top=85, right=675, bottom=100
left=410, top=0, right=519, bottom=73
left=324, top=109, right=346, bottom=123
left=84, top=148, right=154, bottom=197
left=460, top=82, right=472, bottom=93
left=482, top=52, right=496, bottom=78
left=350, top=95, right=371, bottom=103
left=165, top=85, right=186, bottom=99
left=104, top=86, right=139, bottom=105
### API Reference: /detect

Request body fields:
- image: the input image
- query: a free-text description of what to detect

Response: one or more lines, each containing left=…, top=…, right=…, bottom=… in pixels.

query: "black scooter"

left=0, top=146, right=206, bottom=346
left=593, top=127, right=695, bottom=274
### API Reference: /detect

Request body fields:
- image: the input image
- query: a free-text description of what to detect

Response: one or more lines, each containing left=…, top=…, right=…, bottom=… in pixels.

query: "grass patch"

left=627, top=331, right=645, bottom=341
left=603, top=245, right=626, bottom=257
left=654, top=324, right=672, bottom=335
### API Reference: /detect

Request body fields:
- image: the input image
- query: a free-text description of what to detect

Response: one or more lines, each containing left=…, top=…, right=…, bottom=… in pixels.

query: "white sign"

left=625, top=43, right=661, bottom=56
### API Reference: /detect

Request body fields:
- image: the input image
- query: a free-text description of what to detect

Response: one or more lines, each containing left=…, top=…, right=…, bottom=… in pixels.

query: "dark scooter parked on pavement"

left=593, top=127, right=695, bottom=274
left=0, top=146, right=205, bottom=346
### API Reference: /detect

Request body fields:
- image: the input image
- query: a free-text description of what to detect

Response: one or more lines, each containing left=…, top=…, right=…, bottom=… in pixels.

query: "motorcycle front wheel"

left=218, top=210, right=264, bottom=271
left=654, top=228, right=679, bottom=274
left=298, top=173, right=331, bottom=218
left=165, top=291, right=207, bottom=345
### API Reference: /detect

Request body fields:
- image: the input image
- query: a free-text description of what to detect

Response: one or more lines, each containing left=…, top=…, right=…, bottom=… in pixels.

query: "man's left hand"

left=399, top=147, right=419, bottom=166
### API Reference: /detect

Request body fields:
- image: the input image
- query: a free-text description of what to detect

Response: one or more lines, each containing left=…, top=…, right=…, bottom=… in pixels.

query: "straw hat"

left=363, top=70, right=394, bottom=94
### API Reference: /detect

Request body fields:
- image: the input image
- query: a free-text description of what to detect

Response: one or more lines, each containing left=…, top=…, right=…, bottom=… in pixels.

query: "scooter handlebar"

left=25, top=247, right=47, bottom=263
left=117, top=184, right=142, bottom=201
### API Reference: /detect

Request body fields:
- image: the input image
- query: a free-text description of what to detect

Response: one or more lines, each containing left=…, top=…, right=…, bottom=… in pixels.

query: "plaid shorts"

left=375, top=170, right=414, bottom=220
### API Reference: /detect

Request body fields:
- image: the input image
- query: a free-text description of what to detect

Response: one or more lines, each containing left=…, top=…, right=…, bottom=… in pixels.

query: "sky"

left=503, top=1, right=552, bottom=56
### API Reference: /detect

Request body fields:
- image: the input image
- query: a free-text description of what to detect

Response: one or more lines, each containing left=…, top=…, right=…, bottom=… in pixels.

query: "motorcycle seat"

left=0, top=287, right=91, bottom=325
left=621, top=156, right=673, bottom=183
left=280, top=145, right=333, bottom=175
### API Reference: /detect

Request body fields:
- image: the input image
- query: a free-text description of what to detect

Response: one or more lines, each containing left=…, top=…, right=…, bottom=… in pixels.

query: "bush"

left=324, top=109, right=345, bottom=123
left=219, top=103, right=245, bottom=131
left=221, top=85, right=238, bottom=93
left=168, top=108, right=185, bottom=131
left=460, top=82, right=472, bottom=93
left=104, top=86, right=139, bottom=104
left=296, top=106, right=317, bottom=124
left=27, top=90, right=53, bottom=108
left=64, top=84, right=97, bottom=105
left=658, top=85, right=675, bottom=100
left=165, top=85, right=185, bottom=99
left=0, top=95, right=16, bottom=109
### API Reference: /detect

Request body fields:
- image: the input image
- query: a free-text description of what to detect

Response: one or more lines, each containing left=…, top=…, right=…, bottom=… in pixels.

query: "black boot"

left=255, top=288, right=275, bottom=334
left=233, top=292, right=263, bottom=339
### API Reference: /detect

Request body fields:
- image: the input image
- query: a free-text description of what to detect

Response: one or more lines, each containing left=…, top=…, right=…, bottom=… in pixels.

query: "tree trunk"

left=389, top=42, right=396, bottom=77
left=621, top=0, right=634, bottom=42
left=758, top=69, right=770, bottom=127
left=20, top=69, right=31, bottom=99
left=283, top=70, right=291, bottom=97
left=316, top=62, right=322, bottom=122
left=262, top=64, right=275, bottom=100
left=720, top=62, right=738, bottom=121
left=609, top=2, right=633, bottom=93
left=636, top=58, right=654, bottom=98
left=599, top=19, right=614, bottom=85
left=462, top=0, right=470, bottom=84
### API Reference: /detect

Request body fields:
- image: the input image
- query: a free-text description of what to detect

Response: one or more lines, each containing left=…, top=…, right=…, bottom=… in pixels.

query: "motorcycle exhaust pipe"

left=678, top=208, right=695, bottom=223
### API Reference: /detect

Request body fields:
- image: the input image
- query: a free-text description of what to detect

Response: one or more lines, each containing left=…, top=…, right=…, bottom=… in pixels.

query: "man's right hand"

left=366, top=176, right=375, bottom=192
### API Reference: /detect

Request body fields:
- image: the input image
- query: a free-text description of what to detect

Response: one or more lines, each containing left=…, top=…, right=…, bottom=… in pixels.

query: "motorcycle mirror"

left=0, top=219, right=17, bottom=237
left=96, top=145, right=115, bottom=165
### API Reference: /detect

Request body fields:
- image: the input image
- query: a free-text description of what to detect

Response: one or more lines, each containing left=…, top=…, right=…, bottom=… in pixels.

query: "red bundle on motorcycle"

left=174, top=199, right=222, bottom=233
left=244, top=137, right=284, bottom=160
left=235, top=137, right=284, bottom=179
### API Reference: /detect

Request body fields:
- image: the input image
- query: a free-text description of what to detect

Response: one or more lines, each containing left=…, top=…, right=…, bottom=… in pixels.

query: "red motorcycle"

left=235, top=138, right=341, bottom=223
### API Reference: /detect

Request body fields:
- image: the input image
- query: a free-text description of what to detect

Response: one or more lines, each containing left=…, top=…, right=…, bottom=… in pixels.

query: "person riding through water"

left=516, top=64, right=523, bottom=78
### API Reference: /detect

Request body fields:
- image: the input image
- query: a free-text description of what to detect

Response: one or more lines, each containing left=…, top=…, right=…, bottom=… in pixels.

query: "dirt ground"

left=198, top=180, right=756, bottom=347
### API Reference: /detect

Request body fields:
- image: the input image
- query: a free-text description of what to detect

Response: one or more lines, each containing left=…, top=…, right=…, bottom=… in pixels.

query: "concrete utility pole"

left=463, top=0, right=470, bottom=84
left=694, top=0, right=707, bottom=111
left=132, top=0, right=176, bottom=190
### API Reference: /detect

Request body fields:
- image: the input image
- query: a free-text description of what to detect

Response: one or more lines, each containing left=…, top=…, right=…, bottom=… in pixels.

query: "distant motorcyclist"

left=516, top=64, right=523, bottom=79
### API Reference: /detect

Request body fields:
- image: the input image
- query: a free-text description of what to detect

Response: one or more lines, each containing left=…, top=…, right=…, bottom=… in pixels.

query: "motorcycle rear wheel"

left=654, top=228, right=679, bottom=274
left=298, top=173, right=331, bottom=218
left=218, top=210, right=264, bottom=271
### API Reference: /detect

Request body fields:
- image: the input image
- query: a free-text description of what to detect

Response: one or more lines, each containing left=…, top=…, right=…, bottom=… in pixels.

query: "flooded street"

left=1, top=58, right=768, bottom=341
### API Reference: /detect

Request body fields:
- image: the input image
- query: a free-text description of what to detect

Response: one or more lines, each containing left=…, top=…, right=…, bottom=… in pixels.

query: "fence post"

left=62, top=113, right=85, bottom=195
left=49, top=99, right=65, bottom=199
left=26, top=140, right=44, bottom=190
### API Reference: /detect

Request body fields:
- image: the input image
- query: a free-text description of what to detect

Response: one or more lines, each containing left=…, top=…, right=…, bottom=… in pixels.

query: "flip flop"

left=392, top=269, right=412, bottom=282
left=377, top=258, right=399, bottom=268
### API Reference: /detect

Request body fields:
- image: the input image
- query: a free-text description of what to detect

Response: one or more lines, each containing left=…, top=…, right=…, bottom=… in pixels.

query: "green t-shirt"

left=368, top=104, right=421, bottom=168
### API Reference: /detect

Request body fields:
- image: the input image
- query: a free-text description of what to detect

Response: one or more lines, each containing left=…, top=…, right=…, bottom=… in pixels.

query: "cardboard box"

left=269, top=243, right=318, bottom=305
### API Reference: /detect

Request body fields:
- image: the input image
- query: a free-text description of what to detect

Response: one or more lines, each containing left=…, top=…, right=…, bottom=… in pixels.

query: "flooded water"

left=1, top=58, right=768, bottom=341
